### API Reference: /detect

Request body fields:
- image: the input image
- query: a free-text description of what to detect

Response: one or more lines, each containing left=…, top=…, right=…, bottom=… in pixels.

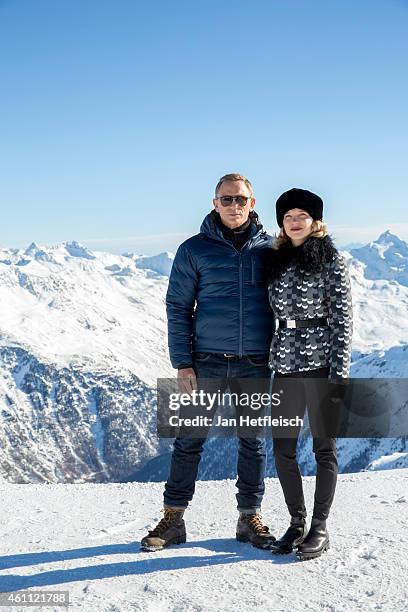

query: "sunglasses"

left=216, top=195, right=252, bottom=207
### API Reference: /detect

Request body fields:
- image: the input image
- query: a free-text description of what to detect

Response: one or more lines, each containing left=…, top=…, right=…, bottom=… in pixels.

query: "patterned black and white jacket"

left=267, top=235, right=353, bottom=380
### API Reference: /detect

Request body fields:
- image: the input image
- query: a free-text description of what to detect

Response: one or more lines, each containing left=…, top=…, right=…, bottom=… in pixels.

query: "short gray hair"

left=215, top=173, right=253, bottom=196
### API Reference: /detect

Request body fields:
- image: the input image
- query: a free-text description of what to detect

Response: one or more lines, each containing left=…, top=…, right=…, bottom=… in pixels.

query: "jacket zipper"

left=203, top=230, right=267, bottom=358
left=238, top=253, right=243, bottom=357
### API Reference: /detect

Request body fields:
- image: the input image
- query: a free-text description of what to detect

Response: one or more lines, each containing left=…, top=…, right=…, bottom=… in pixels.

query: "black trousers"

left=272, top=367, right=338, bottom=522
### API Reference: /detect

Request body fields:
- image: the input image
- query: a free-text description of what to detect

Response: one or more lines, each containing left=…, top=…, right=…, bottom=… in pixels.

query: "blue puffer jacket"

left=166, top=210, right=275, bottom=368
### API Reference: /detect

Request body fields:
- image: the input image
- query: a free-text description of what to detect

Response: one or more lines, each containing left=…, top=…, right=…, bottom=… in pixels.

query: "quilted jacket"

left=166, top=210, right=275, bottom=369
left=267, top=235, right=353, bottom=380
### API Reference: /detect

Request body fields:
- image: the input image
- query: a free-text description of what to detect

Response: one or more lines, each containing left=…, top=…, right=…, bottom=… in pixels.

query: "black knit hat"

left=276, top=188, right=323, bottom=227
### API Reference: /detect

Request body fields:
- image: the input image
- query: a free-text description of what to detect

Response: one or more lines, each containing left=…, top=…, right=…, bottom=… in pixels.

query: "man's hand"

left=177, top=367, right=198, bottom=395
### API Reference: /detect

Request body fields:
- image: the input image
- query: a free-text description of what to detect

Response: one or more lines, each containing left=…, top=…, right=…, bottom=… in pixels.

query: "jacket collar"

left=268, top=234, right=338, bottom=280
left=200, top=209, right=265, bottom=244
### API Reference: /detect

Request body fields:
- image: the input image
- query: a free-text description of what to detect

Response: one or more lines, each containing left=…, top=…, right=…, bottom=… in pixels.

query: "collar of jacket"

left=267, top=234, right=338, bottom=280
left=199, top=209, right=266, bottom=246
left=214, top=213, right=252, bottom=239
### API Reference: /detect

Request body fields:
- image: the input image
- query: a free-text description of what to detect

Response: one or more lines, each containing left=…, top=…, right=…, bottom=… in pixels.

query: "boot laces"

left=247, top=513, right=269, bottom=535
left=148, top=508, right=182, bottom=537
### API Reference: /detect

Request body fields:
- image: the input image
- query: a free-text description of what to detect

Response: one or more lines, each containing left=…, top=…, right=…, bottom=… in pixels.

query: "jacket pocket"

left=250, top=254, right=266, bottom=285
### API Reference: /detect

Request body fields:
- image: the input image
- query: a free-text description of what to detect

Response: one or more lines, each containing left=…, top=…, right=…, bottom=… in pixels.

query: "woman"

left=267, top=188, right=353, bottom=560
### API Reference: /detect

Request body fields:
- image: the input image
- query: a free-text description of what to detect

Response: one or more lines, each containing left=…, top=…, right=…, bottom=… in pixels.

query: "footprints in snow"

left=369, top=493, right=407, bottom=505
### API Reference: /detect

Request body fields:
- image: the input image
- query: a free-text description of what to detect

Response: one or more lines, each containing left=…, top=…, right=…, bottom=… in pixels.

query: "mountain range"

left=0, top=231, right=407, bottom=483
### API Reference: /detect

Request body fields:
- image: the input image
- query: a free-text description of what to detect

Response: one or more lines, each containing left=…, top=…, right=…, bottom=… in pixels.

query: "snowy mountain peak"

left=375, top=230, right=408, bottom=250
left=24, top=241, right=41, bottom=256
left=1, top=239, right=175, bottom=277
left=377, top=229, right=394, bottom=242
left=351, top=231, right=408, bottom=286
left=123, top=251, right=175, bottom=277
left=62, top=241, right=96, bottom=260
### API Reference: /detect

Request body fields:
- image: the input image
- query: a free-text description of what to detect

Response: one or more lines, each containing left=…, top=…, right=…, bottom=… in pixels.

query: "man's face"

left=213, top=180, right=255, bottom=229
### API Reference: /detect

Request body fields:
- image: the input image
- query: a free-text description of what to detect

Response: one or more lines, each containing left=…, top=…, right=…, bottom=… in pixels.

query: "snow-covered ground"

left=1, top=470, right=407, bottom=611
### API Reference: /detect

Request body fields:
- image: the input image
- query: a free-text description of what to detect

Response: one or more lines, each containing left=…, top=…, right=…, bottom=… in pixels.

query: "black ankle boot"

left=296, top=517, right=329, bottom=560
left=271, top=516, right=308, bottom=555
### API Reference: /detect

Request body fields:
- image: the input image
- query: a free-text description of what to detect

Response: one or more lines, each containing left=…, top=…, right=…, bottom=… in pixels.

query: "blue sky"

left=1, top=0, right=407, bottom=254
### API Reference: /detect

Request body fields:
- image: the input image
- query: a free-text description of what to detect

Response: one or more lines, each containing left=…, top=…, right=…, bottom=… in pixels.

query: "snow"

left=347, top=257, right=408, bottom=354
left=0, top=232, right=408, bottom=483
left=0, top=233, right=407, bottom=609
left=132, top=252, right=174, bottom=277
left=351, top=343, right=408, bottom=377
left=0, top=242, right=174, bottom=386
left=63, top=241, right=96, bottom=260
left=0, top=470, right=407, bottom=611
left=1, top=234, right=408, bottom=389
left=366, top=452, right=408, bottom=470
left=350, top=230, right=408, bottom=286
left=0, top=231, right=408, bottom=384
left=87, top=397, right=109, bottom=479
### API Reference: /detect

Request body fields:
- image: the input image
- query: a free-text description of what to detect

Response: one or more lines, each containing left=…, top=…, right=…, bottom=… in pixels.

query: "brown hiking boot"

left=236, top=512, right=276, bottom=549
left=140, top=507, right=186, bottom=552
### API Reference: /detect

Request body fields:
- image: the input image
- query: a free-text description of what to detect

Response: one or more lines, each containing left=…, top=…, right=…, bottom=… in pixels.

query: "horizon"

left=0, top=227, right=405, bottom=258
left=3, top=222, right=408, bottom=256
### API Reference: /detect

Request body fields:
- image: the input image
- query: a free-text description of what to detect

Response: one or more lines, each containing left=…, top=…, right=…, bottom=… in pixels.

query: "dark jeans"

left=163, top=353, right=270, bottom=512
left=272, top=366, right=338, bottom=521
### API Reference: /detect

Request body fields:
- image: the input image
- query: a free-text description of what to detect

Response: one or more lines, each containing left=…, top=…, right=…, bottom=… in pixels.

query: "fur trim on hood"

left=267, top=234, right=338, bottom=281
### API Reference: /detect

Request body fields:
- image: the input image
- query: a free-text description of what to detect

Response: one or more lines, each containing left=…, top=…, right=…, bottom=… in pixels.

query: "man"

left=140, top=173, right=275, bottom=552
